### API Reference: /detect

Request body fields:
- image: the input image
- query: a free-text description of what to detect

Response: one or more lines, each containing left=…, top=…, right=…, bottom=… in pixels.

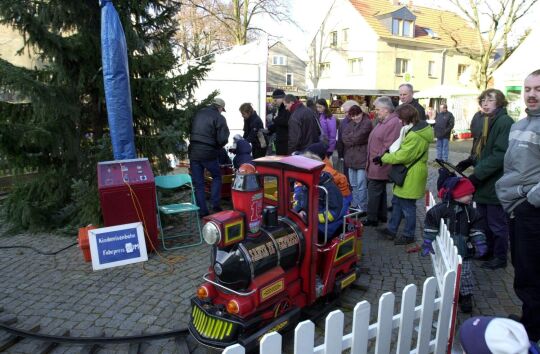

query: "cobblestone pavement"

left=0, top=143, right=520, bottom=353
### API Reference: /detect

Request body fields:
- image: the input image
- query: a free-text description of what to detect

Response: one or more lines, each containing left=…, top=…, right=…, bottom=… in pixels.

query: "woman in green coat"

left=373, top=104, right=433, bottom=245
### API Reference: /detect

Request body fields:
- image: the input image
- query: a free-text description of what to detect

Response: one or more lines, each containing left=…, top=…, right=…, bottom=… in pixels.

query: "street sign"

left=88, top=222, right=148, bottom=270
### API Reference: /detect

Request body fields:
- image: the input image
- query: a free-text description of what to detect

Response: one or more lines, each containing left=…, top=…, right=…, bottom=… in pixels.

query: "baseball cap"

left=213, top=97, right=226, bottom=111
left=460, top=316, right=530, bottom=354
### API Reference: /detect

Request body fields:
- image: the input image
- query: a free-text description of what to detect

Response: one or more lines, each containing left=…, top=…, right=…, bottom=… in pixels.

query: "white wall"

left=310, top=0, right=379, bottom=90
left=192, top=39, right=268, bottom=142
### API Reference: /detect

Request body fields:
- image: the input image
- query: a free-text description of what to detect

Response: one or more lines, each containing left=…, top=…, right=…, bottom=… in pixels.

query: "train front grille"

left=191, top=304, right=239, bottom=341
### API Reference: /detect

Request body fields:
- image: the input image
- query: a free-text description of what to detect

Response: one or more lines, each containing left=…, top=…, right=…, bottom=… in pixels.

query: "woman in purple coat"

left=362, top=96, right=403, bottom=226
left=316, top=99, right=337, bottom=157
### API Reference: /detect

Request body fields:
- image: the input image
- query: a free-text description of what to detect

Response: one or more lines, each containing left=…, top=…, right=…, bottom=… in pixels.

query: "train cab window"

left=289, top=177, right=309, bottom=225
left=263, top=175, right=278, bottom=203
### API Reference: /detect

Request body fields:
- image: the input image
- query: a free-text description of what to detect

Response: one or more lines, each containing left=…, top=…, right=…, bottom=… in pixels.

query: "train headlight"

left=226, top=300, right=240, bottom=314
left=202, top=221, right=221, bottom=245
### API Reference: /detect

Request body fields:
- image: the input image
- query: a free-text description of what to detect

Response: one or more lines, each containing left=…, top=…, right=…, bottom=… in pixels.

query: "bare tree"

left=308, top=0, right=337, bottom=89
left=445, top=0, right=538, bottom=89
left=175, top=1, right=235, bottom=61
left=183, top=0, right=291, bottom=45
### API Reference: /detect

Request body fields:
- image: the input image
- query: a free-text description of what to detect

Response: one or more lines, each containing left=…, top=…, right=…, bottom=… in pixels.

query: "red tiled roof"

left=349, top=0, right=481, bottom=51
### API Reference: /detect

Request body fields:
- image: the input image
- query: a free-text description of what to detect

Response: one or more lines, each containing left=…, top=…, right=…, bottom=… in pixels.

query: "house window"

left=458, top=64, right=469, bottom=79
left=392, top=18, right=400, bottom=35
left=428, top=60, right=436, bottom=77
left=330, top=31, right=337, bottom=47
left=403, top=20, right=413, bottom=37
left=395, top=58, right=409, bottom=75
left=348, top=58, right=363, bottom=74
left=272, top=55, right=287, bottom=66
left=320, top=62, right=331, bottom=77
left=285, top=73, right=293, bottom=86
left=392, top=18, right=414, bottom=37
left=342, top=28, right=349, bottom=43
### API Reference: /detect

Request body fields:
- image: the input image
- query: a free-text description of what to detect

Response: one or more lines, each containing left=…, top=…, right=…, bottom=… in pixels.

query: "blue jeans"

left=387, top=195, right=417, bottom=239
left=190, top=159, right=222, bottom=216
left=349, top=168, right=367, bottom=211
left=436, top=138, right=449, bottom=161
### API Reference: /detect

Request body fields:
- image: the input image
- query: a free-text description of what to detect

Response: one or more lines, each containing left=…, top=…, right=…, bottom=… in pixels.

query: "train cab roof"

left=252, top=155, right=324, bottom=173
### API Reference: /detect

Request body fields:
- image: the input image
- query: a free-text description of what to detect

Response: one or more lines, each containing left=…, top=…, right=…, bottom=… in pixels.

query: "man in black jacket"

left=188, top=97, right=230, bottom=217
left=399, top=83, right=427, bottom=121
left=268, top=89, right=290, bottom=155
left=284, top=94, right=320, bottom=155
left=433, top=104, right=455, bottom=161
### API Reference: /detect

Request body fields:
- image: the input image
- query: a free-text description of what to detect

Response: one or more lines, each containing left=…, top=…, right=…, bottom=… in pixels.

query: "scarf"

left=389, top=123, right=413, bottom=153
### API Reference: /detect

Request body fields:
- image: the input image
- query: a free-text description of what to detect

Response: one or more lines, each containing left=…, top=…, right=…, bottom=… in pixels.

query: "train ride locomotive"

left=188, top=155, right=364, bottom=351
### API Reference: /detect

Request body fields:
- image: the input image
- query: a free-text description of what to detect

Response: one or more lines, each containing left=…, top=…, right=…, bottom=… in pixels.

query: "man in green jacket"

left=456, top=89, right=514, bottom=269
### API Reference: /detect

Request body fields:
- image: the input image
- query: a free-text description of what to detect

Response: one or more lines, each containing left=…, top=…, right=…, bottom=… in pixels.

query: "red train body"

left=188, top=155, right=363, bottom=351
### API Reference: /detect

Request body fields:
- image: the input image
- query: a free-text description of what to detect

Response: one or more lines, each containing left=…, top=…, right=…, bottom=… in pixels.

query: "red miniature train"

left=188, top=155, right=363, bottom=351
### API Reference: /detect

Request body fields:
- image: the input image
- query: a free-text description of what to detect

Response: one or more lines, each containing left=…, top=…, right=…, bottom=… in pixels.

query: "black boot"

left=460, top=294, right=473, bottom=313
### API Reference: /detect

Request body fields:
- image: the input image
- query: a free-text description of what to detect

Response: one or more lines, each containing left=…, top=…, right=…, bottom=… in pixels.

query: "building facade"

left=308, top=0, right=479, bottom=99
left=267, top=41, right=307, bottom=96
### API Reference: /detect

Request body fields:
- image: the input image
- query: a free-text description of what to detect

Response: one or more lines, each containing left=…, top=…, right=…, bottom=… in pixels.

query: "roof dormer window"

left=392, top=18, right=414, bottom=37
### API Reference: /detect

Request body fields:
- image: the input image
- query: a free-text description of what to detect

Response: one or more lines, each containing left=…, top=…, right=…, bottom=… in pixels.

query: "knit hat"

left=460, top=316, right=530, bottom=354
left=438, top=176, right=475, bottom=201
left=272, top=89, right=285, bottom=99
left=307, top=142, right=328, bottom=160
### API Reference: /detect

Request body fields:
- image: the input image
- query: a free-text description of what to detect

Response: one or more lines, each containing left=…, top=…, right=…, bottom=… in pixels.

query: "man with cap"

left=460, top=316, right=539, bottom=354
left=268, top=89, right=290, bottom=155
left=189, top=97, right=230, bottom=217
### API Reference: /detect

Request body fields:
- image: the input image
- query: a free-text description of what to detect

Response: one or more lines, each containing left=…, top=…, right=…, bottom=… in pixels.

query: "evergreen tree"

left=0, top=1, right=211, bottom=231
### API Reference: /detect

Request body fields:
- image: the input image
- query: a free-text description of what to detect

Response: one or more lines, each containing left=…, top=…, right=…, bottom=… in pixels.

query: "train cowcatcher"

left=188, top=155, right=364, bottom=351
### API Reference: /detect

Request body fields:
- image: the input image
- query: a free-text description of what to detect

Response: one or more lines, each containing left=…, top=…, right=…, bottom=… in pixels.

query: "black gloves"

left=468, top=174, right=481, bottom=188
left=372, top=150, right=388, bottom=166
left=455, top=157, right=474, bottom=173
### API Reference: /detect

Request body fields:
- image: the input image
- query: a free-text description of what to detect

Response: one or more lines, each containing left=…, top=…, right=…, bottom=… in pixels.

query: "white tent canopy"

left=415, top=84, right=479, bottom=98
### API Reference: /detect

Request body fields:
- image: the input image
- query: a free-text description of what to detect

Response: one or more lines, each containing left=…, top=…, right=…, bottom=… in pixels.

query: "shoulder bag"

left=388, top=150, right=427, bottom=186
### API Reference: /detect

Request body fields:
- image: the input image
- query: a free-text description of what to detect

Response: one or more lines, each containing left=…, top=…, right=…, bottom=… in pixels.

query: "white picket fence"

left=224, top=191, right=462, bottom=354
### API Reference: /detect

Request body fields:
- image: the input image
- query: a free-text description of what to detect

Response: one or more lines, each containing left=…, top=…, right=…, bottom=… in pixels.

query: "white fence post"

left=294, top=320, right=315, bottom=354
left=223, top=191, right=461, bottom=354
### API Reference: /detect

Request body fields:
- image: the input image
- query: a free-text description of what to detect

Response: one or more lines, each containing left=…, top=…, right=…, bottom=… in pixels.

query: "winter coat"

left=189, top=106, right=230, bottom=161
left=410, top=98, right=427, bottom=121
left=287, top=102, right=320, bottom=155
left=293, top=171, right=343, bottom=223
left=243, top=111, right=265, bottom=159
left=336, top=116, right=352, bottom=159
left=319, top=114, right=337, bottom=154
left=496, top=108, right=540, bottom=212
left=381, top=120, right=433, bottom=199
left=471, top=108, right=514, bottom=205
left=433, top=111, right=455, bottom=139
left=424, top=201, right=486, bottom=258
left=323, top=158, right=351, bottom=197
left=268, top=103, right=290, bottom=155
left=342, top=113, right=372, bottom=169
left=366, top=113, right=402, bottom=180
left=232, top=139, right=253, bottom=170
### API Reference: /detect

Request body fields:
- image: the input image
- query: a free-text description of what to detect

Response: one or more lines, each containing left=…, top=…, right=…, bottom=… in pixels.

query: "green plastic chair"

left=155, top=174, right=202, bottom=250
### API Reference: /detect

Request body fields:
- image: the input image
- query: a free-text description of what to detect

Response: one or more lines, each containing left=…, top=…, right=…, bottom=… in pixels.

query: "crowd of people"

left=187, top=70, right=540, bottom=350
